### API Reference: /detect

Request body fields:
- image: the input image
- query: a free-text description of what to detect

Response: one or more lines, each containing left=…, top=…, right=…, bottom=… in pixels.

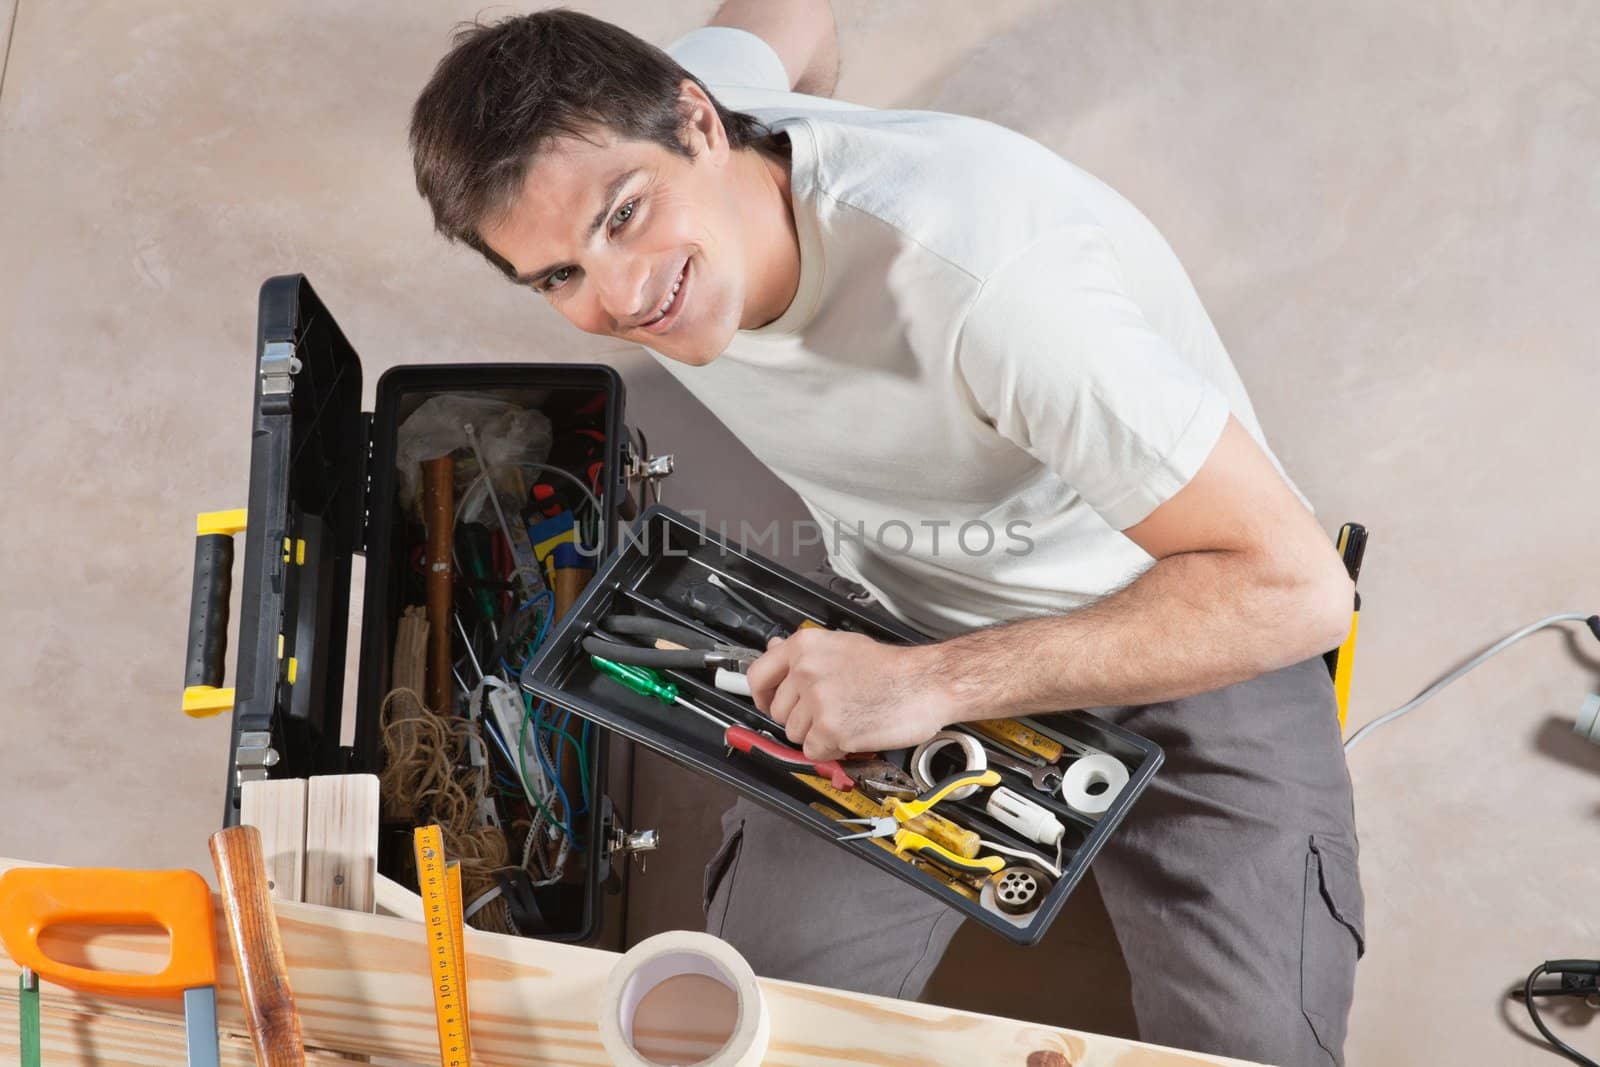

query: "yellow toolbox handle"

left=183, top=509, right=247, bottom=718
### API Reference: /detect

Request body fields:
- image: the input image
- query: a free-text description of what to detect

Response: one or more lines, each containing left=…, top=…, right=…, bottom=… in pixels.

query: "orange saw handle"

left=0, top=867, right=218, bottom=997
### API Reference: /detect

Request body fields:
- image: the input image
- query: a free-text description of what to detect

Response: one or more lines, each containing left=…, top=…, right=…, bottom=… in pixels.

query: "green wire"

left=557, top=725, right=590, bottom=799
left=521, top=693, right=590, bottom=799
left=517, top=708, right=569, bottom=836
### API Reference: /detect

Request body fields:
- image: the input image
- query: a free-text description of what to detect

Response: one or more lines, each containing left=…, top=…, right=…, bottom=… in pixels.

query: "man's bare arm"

left=748, top=418, right=1355, bottom=758
left=710, top=0, right=839, bottom=96
left=931, top=417, right=1354, bottom=718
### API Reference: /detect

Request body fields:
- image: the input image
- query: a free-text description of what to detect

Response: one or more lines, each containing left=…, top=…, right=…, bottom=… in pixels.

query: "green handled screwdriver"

left=589, top=655, right=863, bottom=791
left=591, top=656, right=731, bottom=729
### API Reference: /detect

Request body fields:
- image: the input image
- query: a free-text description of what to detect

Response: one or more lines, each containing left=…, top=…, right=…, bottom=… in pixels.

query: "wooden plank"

left=0, top=997, right=369, bottom=1066
left=303, top=774, right=379, bottom=911
left=239, top=778, right=309, bottom=903
left=0, top=856, right=1259, bottom=1066
left=373, top=873, right=425, bottom=922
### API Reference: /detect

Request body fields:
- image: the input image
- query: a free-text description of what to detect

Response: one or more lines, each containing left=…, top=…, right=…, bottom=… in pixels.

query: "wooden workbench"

left=0, top=857, right=1261, bottom=1066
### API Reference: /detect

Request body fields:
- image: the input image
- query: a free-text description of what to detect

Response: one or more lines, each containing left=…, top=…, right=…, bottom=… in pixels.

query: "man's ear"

left=677, top=79, right=728, bottom=163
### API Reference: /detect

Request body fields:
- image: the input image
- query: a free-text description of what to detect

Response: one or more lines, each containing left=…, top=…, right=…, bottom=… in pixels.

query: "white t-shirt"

left=659, top=28, right=1297, bottom=639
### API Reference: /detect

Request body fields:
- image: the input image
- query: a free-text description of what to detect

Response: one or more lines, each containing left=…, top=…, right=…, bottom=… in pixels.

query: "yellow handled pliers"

left=836, top=769, right=1005, bottom=875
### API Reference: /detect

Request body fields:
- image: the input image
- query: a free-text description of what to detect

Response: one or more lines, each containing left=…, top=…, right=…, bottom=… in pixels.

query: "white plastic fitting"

left=985, top=786, right=1064, bottom=846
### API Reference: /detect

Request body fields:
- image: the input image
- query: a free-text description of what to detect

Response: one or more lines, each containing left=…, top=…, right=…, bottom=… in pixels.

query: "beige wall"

left=1, top=3, right=1596, bottom=1063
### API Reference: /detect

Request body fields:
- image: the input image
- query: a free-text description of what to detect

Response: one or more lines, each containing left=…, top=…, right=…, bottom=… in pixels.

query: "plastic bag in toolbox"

left=395, top=394, right=554, bottom=521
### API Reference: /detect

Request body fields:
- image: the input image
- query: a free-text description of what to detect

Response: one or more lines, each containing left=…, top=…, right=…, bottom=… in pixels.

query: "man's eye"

left=544, top=267, right=574, bottom=290
left=611, top=200, right=636, bottom=230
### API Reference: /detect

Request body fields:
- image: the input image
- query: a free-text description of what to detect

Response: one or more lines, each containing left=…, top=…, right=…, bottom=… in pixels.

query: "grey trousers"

left=702, top=656, right=1364, bottom=1066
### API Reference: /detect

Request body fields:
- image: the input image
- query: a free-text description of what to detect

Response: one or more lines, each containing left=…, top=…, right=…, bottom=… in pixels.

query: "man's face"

left=480, top=121, right=747, bottom=366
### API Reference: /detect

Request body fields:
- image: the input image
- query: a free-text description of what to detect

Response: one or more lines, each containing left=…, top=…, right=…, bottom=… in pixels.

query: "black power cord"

left=1514, top=960, right=1600, bottom=1066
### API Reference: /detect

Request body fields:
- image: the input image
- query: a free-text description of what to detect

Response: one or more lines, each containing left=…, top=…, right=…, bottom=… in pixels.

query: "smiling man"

left=410, top=5, right=1364, bottom=1064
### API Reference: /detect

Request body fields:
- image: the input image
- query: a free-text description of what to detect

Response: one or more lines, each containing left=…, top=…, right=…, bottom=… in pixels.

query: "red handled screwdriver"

left=723, top=724, right=855, bottom=791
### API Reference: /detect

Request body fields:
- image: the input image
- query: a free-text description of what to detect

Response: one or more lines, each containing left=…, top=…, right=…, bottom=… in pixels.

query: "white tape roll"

left=600, top=930, right=770, bottom=1067
left=1060, top=753, right=1130, bottom=817
left=910, top=730, right=987, bottom=799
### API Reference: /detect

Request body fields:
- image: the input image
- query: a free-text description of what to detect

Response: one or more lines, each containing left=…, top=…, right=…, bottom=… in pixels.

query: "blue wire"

left=531, top=700, right=582, bottom=850
left=518, top=591, right=553, bottom=620
left=553, top=708, right=566, bottom=781
left=579, top=719, right=593, bottom=810
left=499, top=594, right=556, bottom=679
left=508, top=597, right=578, bottom=842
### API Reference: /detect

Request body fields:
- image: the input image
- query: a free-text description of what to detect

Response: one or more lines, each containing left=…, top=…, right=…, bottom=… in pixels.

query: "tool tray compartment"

left=523, top=506, right=1164, bottom=945
left=208, top=274, right=644, bottom=944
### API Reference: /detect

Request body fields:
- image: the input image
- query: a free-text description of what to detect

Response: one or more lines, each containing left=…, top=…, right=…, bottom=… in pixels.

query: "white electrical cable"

left=451, top=462, right=605, bottom=592
left=978, top=838, right=1062, bottom=878
left=455, top=461, right=604, bottom=532
left=464, top=881, right=504, bottom=921
left=1343, top=612, right=1594, bottom=752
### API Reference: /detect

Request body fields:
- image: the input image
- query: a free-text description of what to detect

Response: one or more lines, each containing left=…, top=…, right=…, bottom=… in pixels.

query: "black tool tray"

left=523, top=506, right=1164, bottom=945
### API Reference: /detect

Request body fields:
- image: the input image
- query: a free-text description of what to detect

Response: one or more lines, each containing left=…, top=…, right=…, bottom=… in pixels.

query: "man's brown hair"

left=410, top=9, right=768, bottom=276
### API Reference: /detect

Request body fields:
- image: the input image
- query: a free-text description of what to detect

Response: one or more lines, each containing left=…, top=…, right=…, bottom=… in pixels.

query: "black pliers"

left=581, top=614, right=761, bottom=674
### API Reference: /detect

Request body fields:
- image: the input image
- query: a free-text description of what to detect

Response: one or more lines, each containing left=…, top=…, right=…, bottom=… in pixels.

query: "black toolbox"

left=524, top=507, right=1165, bottom=945
left=186, top=275, right=670, bottom=944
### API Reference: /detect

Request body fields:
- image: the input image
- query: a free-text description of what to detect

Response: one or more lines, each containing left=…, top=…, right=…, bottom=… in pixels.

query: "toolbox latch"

left=599, top=797, right=660, bottom=877
left=259, top=340, right=301, bottom=399
left=619, top=441, right=673, bottom=520
left=606, top=825, right=660, bottom=860
left=233, top=729, right=281, bottom=789
left=621, top=442, right=674, bottom=486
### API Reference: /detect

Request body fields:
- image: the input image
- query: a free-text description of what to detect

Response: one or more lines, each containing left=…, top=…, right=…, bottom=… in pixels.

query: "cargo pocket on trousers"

left=702, top=818, right=746, bottom=937
left=1301, top=833, right=1366, bottom=1063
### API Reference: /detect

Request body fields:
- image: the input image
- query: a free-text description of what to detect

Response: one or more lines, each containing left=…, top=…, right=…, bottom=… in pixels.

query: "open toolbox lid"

left=189, top=274, right=649, bottom=944
left=207, top=275, right=639, bottom=824
left=214, top=275, right=369, bottom=821
left=522, top=506, right=1165, bottom=945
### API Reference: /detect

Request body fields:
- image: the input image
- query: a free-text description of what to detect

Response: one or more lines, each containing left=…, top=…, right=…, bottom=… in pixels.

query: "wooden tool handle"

left=209, top=825, right=307, bottom=1066
left=422, top=454, right=456, bottom=713
left=552, top=564, right=590, bottom=620
left=419, top=454, right=457, bottom=713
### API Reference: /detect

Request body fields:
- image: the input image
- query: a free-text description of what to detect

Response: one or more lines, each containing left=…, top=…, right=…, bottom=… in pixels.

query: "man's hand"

left=746, top=629, right=949, bottom=760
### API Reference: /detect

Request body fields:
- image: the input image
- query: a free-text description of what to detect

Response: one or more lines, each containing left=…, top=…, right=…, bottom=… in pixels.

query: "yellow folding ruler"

left=413, top=825, right=472, bottom=1066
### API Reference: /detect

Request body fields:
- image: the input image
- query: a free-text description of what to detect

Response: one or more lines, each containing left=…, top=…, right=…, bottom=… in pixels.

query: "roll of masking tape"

left=599, top=930, right=770, bottom=1067
left=1060, top=753, right=1130, bottom=817
left=911, top=730, right=988, bottom=800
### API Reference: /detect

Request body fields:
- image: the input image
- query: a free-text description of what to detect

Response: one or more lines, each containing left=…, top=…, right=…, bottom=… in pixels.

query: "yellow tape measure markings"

left=413, top=825, right=472, bottom=1066
left=792, top=771, right=883, bottom=818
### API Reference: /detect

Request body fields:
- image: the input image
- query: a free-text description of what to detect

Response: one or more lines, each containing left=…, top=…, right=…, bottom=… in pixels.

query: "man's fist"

left=745, top=628, right=951, bottom=760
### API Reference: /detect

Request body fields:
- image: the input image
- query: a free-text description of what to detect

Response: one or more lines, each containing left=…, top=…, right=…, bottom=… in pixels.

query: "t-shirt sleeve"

left=667, top=27, right=791, bottom=94
left=955, top=224, right=1231, bottom=531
